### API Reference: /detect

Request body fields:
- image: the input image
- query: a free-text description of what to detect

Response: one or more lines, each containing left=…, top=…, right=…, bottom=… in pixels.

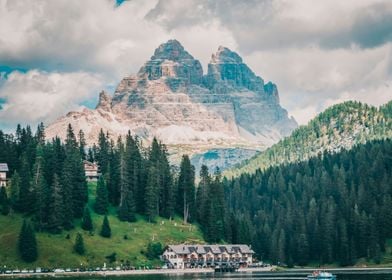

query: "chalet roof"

left=83, top=160, right=98, bottom=170
left=0, top=163, right=9, bottom=172
left=167, top=244, right=254, bottom=255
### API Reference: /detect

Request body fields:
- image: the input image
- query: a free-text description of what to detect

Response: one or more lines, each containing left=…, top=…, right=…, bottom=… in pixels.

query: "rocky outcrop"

left=96, top=90, right=112, bottom=111
left=46, top=40, right=298, bottom=154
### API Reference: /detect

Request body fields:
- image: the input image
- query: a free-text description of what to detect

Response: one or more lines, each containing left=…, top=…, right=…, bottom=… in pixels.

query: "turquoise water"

left=9, top=271, right=392, bottom=280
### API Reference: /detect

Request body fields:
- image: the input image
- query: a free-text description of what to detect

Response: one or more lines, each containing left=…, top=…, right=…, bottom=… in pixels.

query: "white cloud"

left=0, top=70, right=104, bottom=127
left=0, top=0, right=391, bottom=128
left=244, top=44, right=392, bottom=124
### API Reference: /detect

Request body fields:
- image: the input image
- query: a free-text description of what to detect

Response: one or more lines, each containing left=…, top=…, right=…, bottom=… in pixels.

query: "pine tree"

left=74, top=233, right=86, bottom=255
left=61, top=160, right=75, bottom=230
left=117, top=133, right=137, bottom=221
left=77, top=130, right=87, bottom=159
left=18, top=220, right=38, bottom=262
left=81, top=207, right=93, bottom=231
left=100, top=215, right=111, bottom=238
left=196, top=165, right=210, bottom=225
left=107, top=143, right=121, bottom=206
left=0, top=186, right=10, bottom=215
left=46, top=174, right=64, bottom=233
left=32, top=145, right=48, bottom=229
left=94, top=177, right=109, bottom=215
left=158, top=145, right=173, bottom=219
left=18, top=154, right=32, bottom=213
left=35, top=122, right=45, bottom=146
left=145, top=165, right=159, bottom=222
left=9, top=171, right=21, bottom=210
left=177, top=155, right=195, bottom=223
left=63, top=124, right=88, bottom=219
left=96, top=129, right=109, bottom=175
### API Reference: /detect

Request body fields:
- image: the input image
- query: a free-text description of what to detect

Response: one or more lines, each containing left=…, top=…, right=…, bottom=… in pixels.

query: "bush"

left=145, top=242, right=163, bottom=260
left=105, top=252, right=117, bottom=263
left=74, top=233, right=85, bottom=255
left=100, top=215, right=111, bottom=238
left=18, top=220, right=38, bottom=262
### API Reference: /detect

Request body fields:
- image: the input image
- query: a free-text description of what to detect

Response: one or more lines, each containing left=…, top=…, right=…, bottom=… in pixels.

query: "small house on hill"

left=0, top=163, right=9, bottom=187
left=83, top=160, right=99, bottom=182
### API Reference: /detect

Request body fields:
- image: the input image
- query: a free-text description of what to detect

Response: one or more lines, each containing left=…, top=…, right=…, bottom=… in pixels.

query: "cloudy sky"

left=0, top=0, right=391, bottom=130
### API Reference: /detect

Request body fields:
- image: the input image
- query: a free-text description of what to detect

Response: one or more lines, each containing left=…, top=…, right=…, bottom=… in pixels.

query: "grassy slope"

left=0, top=182, right=204, bottom=269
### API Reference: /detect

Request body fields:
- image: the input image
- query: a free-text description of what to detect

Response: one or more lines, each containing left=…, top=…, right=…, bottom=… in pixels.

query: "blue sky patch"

left=116, top=0, right=127, bottom=6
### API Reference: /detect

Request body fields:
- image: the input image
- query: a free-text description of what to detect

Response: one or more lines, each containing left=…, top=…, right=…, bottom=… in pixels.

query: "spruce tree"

left=46, top=174, right=64, bottom=233
left=81, top=207, right=93, bottom=231
left=100, top=215, right=111, bottom=238
left=107, top=144, right=121, bottom=206
left=158, top=145, right=173, bottom=219
left=9, top=171, right=21, bottom=209
left=177, top=155, right=195, bottom=223
left=61, top=161, right=75, bottom=230
left=18, top=154, right=32, bottom=213
left=74, top=233, right=86, bottom=255
left=94, top=176, right=109, bottom=215
left=118, top=132, right=138, bottom=221
left=96, top=129, right=109, bottom=175
left=18, top=220, right=38, bottom=262
left=145, top=166, right=159, bottom=222
left=0, top=187, right=10, bottom=215
left=32, top=145, right=49, bottom=229
left=64, top=124, right=88, bottom=219
left=78, top=130, right=87, bottom=160
left=35, top=122, right=45, bottom=146
left=196, top=165, right=210, bottom=225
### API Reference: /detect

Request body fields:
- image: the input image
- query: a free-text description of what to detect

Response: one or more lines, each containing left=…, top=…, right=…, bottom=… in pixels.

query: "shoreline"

left=0, top=267, right=273, bottom=278
left=2, top=266, right=392, bottom=278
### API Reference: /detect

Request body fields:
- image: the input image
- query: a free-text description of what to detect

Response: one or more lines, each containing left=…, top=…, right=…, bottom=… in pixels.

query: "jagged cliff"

left=46, top=40, right=297, bottom=154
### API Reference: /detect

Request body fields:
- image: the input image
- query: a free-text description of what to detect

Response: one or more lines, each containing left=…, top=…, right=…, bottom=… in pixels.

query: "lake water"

left=11, top=271, right=392, bottom=280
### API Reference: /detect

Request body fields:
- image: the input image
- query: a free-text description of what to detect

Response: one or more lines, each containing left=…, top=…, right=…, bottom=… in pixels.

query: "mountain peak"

left=151, top=39, right=194, bottom=61
left=96, top=90, right=112, bottom=111
left=211, top=46, right=243, bottom=64
left=138, top=39, right=203, bottom=86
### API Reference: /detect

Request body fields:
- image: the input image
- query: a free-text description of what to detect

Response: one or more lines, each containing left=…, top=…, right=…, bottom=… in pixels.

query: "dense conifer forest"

left=1, top=122, right=391, bottom=266
left=224, top=139, right=392, bottom=266
left=0, top=124, right=225, bottom=262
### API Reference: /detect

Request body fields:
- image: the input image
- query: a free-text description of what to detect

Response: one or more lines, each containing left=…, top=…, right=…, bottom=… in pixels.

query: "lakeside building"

left=83, top=160, right=99, bottom=182
left=0, top=163, right=9, bottom=187
left=162, top=244, right=254, bottom=269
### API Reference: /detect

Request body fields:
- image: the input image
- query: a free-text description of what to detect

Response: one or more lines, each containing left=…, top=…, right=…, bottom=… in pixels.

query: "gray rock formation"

left=46, top=40, right=298, bottom=158
left=191, top=148, right=260, bottom=175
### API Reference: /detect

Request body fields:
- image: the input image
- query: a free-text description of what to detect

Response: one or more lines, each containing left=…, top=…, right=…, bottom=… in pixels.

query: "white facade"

left=162, top=244, right=254, bottom=269
left=0, top=163, right=8, bottom=187
left=0, top=172, right=6, bottom=187
left=83, top=160, right=99, bottom=182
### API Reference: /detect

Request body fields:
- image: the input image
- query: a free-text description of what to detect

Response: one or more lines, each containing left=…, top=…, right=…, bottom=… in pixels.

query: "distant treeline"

left=224, top=139, right=392, bottom=266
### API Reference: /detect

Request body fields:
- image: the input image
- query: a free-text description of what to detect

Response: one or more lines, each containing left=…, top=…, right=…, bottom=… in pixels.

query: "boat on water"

left=307, top=271, right=336, bottom=279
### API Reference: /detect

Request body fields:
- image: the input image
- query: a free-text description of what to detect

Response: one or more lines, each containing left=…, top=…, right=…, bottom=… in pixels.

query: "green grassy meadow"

left=0, top=183, right=204, bottom=269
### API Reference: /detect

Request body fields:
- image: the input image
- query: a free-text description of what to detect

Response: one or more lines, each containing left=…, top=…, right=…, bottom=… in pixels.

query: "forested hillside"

left=0, top=124, right=220, bottom=266
left=224, top=139, right=392, bottom=266
left=227, top=101, right=392, bottom=177
left=1, top=120, right=392, bottom=267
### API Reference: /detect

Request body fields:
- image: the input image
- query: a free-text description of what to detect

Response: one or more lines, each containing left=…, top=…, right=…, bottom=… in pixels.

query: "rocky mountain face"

left=190, top=148, right=259, bottom=175
left=46, top=40, right=297, bottom=160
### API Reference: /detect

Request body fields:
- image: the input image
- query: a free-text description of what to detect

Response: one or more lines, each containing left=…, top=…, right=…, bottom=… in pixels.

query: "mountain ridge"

left=46, top=40, right=297, bottom=155
left=225, top=100, right=392, bottom=177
